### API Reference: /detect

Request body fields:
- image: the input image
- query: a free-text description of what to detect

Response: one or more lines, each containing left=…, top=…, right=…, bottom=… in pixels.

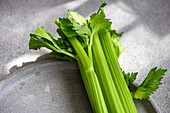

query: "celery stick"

left=68, top=37, right=108, bottom=113
left=98, top=29, right=137, bottom=113
left=92, top=33, right=125, bottom=113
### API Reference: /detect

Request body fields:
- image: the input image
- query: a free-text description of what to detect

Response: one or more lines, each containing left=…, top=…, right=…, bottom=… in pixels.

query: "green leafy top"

left=68, top=10, right=87, bottom=25
left=58, top=18, right=78, bottom=38
left=29, top=26, right=76, bottom=61
left=29, top=1, right=123, bottom=59
left=131, top=67, right=167, bottom=100
left=90, top=12, right=111, bottom=34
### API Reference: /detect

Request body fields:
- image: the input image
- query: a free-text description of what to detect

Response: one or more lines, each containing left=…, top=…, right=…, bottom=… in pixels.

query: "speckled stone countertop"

left=0, top=0, right=170, bottom=112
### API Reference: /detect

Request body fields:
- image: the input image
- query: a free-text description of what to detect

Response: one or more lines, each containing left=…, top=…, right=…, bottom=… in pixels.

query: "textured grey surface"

left=0, top=61, right=93, bottom=113
left=0, top=0, right=170, bottom=112
left=0, top=61, right=157, bottom=113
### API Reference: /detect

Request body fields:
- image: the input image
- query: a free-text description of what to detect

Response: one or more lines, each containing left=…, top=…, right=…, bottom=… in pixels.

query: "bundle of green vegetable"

left=29, top=2, right=167, bottom=113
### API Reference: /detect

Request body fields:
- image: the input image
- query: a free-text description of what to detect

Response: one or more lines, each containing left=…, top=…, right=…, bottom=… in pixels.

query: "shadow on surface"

left=9, top=54, right=57, bottom=74
left=119, top=0, right=170, bottom=37
left=2, top=54, right=93, bottom=113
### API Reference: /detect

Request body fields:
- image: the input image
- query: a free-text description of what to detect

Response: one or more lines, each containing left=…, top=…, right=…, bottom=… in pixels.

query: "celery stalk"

left=92, top=33, right=125, bottom=113
left=98, top=29, right=137, bottom=113
left=68, top=37, right=108, bottom=113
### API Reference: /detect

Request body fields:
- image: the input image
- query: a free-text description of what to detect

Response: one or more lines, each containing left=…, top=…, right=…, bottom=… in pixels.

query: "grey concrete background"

left=0, top=0, right=170, bottom=112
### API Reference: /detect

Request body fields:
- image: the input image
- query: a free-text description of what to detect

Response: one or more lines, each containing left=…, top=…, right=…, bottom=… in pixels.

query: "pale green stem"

left=92, top=32, right=125, bottom=113
left=98, top=29, right=137, bottom=113
left=68, top=37, right=108, bottom=113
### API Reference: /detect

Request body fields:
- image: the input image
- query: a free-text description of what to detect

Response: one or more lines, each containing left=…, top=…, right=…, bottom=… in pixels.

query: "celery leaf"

left=35, top=26, right=53, bottom=42
left=58, top=17, right=89, bottom=49
left=90, top=13, right=111, bottom=33
left=110, top=30, right=124, bottom=58
left=58, top=18, right=78, bottom=38
left=68, top=10, right=87, bottom=25
left=68, top=11, right=91, bottom=45
left=29, top=27, right=76, bottom=60
left=97, top=1, right=107, bottom=14
left=29, top=34, right=53, bottom=50
left=132, top=67, right=167, bottom=100
left=122, top=71, right=138, bottom=86
left=112, top=37, right=124, bottom=58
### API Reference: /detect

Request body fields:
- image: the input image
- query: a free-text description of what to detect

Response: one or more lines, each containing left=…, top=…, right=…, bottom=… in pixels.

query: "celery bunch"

left=29, top=2, right=167, bottom=113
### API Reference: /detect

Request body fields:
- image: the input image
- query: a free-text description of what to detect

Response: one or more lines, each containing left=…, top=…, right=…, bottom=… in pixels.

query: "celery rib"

left=68, top=37, right=108, bottom=113
left=92, top=33, right=125, bottom=113
left=98, top=29, right=137, bottom=113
